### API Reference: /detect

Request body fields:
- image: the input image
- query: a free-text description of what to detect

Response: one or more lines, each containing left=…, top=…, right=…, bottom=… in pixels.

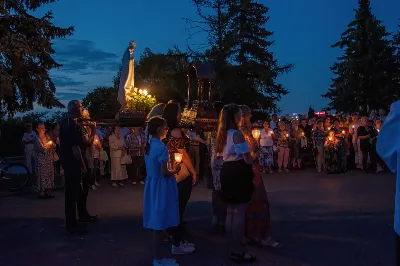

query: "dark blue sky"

left=36, top=0, right=400, bottom=114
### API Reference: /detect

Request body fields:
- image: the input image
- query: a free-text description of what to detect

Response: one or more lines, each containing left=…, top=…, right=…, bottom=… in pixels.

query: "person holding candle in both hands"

left=324, top=130, right=341, bottom=174
left=143, top=116, right=194, bottom=266
left=274, top=122, right=290, bottom=173
left=35, top=123, right=56, bottom=199
left=259, top=121, right=275, bottom=173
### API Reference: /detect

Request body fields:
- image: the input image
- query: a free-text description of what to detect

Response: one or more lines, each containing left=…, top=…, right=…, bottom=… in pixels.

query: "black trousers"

left=64, top=164, right=86, bottom=229
left=128, top=156, right=144, bottom=182
left=177, top=176, right=193, bottom=221
left=361, top=147, right=377, bottom=172
left=79, top=171, right=91, bottom=218
left=167, top=175, right=193, bottom=244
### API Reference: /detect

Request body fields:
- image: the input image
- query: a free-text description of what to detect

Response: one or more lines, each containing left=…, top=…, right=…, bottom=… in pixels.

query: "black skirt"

left=220, top=159, right=254, bottom=204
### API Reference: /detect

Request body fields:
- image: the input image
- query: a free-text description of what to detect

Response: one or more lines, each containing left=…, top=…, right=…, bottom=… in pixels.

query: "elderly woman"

left=109, top=125, right=128, bottom=187
left=35, top=123, right=56, bottom=199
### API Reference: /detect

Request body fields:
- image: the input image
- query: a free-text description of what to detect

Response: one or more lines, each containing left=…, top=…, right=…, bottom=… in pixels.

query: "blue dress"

left=143, top=138, right=180, bottom=230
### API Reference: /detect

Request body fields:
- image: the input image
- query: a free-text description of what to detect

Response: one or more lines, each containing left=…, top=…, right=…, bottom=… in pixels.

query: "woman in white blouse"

left=216, top=104, right=256, bottom=263
left=259, top=121, right=275, bottom=173
left=109, top=125, right=128, bottom=187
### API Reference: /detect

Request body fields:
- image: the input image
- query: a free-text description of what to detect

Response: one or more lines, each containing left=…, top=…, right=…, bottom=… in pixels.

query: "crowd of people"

left=257, top=111, right=387, bottom=175
left=19, top=98, right=391, bottom=266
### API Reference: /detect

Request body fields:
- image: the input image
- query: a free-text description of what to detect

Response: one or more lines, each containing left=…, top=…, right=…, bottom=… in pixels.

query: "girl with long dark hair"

left=216, top=104, right=256, bottom=263
left=143, top=116, right=194, bottom=266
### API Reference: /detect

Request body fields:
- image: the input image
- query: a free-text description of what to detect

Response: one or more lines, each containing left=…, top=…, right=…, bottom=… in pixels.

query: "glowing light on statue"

left=118, top=41, right=136, bottom=106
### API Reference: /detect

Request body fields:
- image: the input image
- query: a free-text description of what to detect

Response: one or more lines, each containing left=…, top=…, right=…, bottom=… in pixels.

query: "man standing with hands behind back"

left=59, top=100, right=88, bottom=235
left=376, top=100, right=400, bottom=265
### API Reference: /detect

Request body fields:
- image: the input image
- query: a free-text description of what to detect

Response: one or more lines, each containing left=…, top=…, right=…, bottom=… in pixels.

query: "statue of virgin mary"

left=117, top=41, right=136, bottom=107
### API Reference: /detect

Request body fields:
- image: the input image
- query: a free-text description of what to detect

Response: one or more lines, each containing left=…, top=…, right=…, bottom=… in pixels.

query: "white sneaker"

left=140, top=181, right=145, bottom=185
left=181, top=240, right=195, bottom=248
left=132, top=181, right=137, bottom=185
left=112, top=183, right=118, bottom=187
left=171, top=242, right=195, bottom=254
left=95, top=181, right=100, bottom=187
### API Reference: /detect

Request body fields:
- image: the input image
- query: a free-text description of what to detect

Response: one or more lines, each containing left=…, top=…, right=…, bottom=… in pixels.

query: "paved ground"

left=0, top=170, right=396, bottom=266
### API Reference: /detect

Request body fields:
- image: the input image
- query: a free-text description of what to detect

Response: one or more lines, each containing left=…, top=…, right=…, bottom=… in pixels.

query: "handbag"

left=121, top=154, right=132, bottom=165
left=175, top=162, right=190, bottom=183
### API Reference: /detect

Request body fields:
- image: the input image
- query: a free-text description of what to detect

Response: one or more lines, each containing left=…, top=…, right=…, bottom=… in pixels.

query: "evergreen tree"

left=323, top=0, right=399, bottom=114
left=308, top=106, right=315, bottom=119
left=0, top=1, right=74, bottom=115
left=224, top=0, right=292, bottom=111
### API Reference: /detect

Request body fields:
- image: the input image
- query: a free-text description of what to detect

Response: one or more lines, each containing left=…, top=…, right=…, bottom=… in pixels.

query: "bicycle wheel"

left=1, top=163, right=30, bottom=191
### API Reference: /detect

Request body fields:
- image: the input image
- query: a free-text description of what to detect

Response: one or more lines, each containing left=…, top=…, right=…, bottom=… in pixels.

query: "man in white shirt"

left=22, top=123, right=36, bottom=174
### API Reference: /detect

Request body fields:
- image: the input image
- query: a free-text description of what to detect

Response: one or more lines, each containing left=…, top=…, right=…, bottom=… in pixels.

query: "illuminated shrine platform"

left=0, top=170, right=395, bottom=266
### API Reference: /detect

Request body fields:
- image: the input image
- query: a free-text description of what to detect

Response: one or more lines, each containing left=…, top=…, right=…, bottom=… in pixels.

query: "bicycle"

left=0, top=158, right=31, bottom=191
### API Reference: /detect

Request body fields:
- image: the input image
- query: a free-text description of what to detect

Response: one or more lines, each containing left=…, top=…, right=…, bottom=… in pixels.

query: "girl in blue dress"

left=143, top=116, right=194, bottom=266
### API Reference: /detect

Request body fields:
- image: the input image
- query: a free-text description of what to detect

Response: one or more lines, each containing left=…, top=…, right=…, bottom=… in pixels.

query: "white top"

left=260, top=128, right=274, bottom=147
left=109, top=134, right=125, bottom=158
left=270, top=120, right=277, bottom=130
left=22, top=132, right=37, bottom=152
left=222, top=129, right=250, bottom=162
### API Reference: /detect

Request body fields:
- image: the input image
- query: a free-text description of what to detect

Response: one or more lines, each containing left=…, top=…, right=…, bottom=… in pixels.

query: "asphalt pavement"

left=0, top=170, right=396, bottom=266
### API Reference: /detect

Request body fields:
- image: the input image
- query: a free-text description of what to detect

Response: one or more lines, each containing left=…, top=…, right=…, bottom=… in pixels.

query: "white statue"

left=117, top=41, right=136, bottom=107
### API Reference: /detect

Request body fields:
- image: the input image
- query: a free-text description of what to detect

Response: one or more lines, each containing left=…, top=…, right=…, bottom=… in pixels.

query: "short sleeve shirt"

left=59, top=117, right=83, bottom=166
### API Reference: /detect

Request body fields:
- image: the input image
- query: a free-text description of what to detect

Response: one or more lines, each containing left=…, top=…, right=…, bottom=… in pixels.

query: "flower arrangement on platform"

left=125, top=87, right=156, bottom=113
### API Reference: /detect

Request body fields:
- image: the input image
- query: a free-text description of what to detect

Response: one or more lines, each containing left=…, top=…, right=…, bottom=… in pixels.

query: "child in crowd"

left=143, top=116, right=194, bottom=266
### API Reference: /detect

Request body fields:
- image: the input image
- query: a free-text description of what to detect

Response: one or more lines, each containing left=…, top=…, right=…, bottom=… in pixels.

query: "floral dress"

left=259, top=129, right=274, bottom=167
left=35, top=134, right=55, bottom=191
left=324, top=138, right=341, bottom=174
left=243, top=129, right=271, bottom=240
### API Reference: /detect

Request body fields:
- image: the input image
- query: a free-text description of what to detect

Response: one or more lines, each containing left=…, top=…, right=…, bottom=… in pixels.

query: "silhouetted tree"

left=0, top=0, right=74, bottom=115
left=323, top=0, right=399, bottom=114
left=308, top=106, right=315, bottom=119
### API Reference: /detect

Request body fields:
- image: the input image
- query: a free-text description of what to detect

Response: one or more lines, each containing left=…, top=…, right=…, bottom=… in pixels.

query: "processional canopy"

left=180, top=62, right=218, bottom=131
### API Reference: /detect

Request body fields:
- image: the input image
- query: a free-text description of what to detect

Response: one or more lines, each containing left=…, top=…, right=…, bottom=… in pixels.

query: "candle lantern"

left=174, top=153, right=183, bottom=163
left=252, top=129, right=261, bottom=140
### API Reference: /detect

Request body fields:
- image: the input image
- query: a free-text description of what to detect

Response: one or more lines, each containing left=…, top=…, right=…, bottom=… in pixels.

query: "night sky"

left=34, top=0, right=400, bottom=114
